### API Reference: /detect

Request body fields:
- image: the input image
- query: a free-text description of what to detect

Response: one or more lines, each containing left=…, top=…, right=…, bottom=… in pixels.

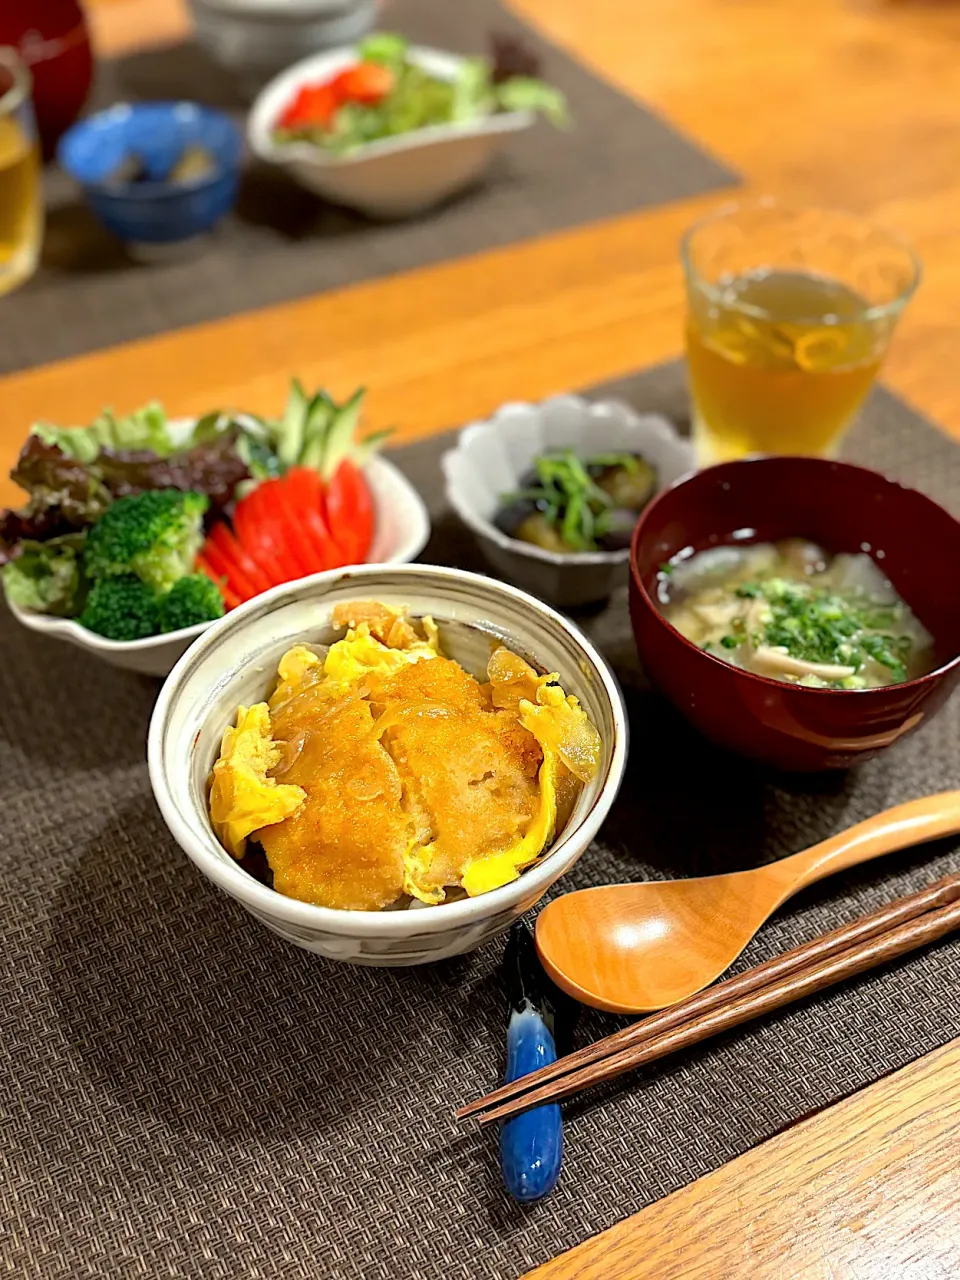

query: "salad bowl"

left=4, top=417, right=430, bottom=678
left=149, top=564, right=628, bottom=965
left=248, top=46, right=535, bottom=218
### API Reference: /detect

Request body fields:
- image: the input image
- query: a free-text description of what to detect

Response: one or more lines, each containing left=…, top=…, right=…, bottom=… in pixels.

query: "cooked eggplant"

left=596, top=507, right=640, bottom=551
left=105, top=152, right=150, bottom=186
left=495, top=449, right=657, bottom=554
left=104, top=144, right=218, bottom=189
left=494, top=496, right=537, bottom=539
left=168, top=144, right=217, bottom=184
left=592, top=455, right=656, bottom=510
left=515, top=512, right=571, bottom=553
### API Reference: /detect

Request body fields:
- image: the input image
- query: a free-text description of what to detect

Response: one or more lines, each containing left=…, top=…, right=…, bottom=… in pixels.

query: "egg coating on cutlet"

left=208, top=604, right=600, bottom=910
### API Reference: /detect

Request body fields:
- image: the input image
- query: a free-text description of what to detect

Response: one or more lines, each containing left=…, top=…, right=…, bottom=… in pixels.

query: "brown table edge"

left=525, top=1036, right=960, bottom=1279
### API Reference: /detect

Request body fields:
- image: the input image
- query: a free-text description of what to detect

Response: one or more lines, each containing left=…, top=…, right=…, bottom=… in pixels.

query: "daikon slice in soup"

left=658, top=539, right=934, bottom=689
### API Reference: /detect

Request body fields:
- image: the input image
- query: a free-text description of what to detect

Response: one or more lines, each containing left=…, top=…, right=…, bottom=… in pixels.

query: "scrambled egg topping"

left=208, top=601, right=601, bottom=910
left=209, top=703, right=306, bottom=858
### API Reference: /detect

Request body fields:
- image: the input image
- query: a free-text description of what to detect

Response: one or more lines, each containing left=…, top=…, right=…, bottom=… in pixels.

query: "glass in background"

left=0, top=47, right=41, bottom=297
left=682, top=202, right=920, bottom=464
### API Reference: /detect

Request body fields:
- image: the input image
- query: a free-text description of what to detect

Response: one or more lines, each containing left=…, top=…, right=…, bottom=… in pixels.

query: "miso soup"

left=659, top=539, right=933, bottom=689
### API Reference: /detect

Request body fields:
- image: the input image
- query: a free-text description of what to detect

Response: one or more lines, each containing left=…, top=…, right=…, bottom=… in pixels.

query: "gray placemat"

left=4, top=363, right=960, bottom=1280
left=3, top=0, right=736, bottom=374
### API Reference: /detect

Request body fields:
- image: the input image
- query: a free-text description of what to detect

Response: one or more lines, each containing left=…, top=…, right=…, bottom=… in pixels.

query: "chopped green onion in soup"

left=658, top=539, right=933, bottom=689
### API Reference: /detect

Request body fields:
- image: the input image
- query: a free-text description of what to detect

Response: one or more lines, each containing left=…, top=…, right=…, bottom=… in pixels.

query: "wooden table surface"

left=16, top=1, right=960, bottom=1274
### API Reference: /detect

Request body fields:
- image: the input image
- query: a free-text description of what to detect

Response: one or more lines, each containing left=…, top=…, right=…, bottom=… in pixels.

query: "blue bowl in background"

left=58, top=102, right=242, bottom=245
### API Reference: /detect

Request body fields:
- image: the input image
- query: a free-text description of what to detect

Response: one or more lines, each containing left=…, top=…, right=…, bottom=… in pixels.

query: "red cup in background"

left=0, top=1, right=93, bottom=159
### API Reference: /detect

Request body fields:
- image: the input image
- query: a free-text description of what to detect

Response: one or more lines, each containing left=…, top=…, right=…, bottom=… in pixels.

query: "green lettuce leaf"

left=32, top=402, right=175, bottom=462
left=0, top=417, right=249, bottom=564
left=494, top=77, right=570, bottom=127
left=2, top=532, right=88, bottom=616
left=452, top=57, right=494, bottom=122
left=0, top=436, right=112, bottom=562
left=96, top=430, right=250, bottom=510
left=357, top=32, right=410, bottom=72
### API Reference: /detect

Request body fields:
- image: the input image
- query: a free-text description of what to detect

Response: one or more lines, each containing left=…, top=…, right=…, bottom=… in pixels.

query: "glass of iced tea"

left=0, top=47, right=41, bottom=296
left=682, top=202, right=920, bottom=463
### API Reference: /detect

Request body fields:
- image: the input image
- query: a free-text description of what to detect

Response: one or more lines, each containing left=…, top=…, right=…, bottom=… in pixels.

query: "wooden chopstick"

left=458, top=872, right=960, bottom=1121
left=458, top=872, right=960, bottom=1126
left=475, top=896, right=960, bottom=1125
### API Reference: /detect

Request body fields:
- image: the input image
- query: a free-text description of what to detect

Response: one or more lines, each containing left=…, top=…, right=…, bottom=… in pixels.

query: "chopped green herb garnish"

left=583, top=452, right=640, bottom=472
left=859, top=632, right=907, bottom=683
left=727, top=578, right=914, bottom=684
left=500, top=449, right=650, bottom=552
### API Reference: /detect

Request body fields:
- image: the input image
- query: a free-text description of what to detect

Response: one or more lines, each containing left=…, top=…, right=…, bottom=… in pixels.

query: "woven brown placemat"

left=5, top=0, right=736, bottom=374
left=4, top=363, right=960, bottom=1280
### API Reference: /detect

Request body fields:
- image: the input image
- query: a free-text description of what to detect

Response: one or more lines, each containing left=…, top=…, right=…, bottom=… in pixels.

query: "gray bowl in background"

left=188, top=0, right=378, bottom=97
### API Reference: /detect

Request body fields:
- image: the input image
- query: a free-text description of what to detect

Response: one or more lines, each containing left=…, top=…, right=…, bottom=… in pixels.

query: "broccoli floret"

left=79, top=575, right=161, bottom=641
left=3, top=533, right=88, bottom=616
left=159, top=573, right=225, bottom=633
left=84, top=489, right=208, bottom=592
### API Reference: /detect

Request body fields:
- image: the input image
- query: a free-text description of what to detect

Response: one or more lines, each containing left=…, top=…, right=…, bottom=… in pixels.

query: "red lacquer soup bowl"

left=629, top=456, right=960, bottom=771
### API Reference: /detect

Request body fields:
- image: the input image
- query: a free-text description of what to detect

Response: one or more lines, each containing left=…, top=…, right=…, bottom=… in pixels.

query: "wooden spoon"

left=536, top=791, right=960, bottom=1014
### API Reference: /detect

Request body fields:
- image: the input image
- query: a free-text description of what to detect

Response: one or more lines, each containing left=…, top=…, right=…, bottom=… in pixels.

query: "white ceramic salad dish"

left=442, top=395, right=697, bottom=608
left=149, top=563, right=628, bottom=966
left=248, top=46, right=534, bottom=218
left=4, top=418, right=430, bottom=677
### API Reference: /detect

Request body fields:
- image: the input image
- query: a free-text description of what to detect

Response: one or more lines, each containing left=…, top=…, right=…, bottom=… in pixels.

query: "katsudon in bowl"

left=149, top=565, right=627, bottom=965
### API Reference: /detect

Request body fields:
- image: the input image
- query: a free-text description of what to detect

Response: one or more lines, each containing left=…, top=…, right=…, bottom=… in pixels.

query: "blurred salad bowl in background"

left=248, top=32, right=569, bottom=218
left=1, top=383, right=429, bottom=676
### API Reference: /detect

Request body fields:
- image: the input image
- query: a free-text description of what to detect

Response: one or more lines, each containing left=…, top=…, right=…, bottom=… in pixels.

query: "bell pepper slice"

left=278, top=81, right=341, bottom=130
left=283, top=466, right=349, bottom=569
left=254, top=478, right=325, bottom=577
left=207, top=521, right=275, bottom=595
left=201, top=540, right=258, bottom=603
left=233, top=487, right=300, bottom=583
left=325, top=458, right=375, bottom=564
left=331, top=62, right=395, bottom=105
left=196, top=553, right=242, bottom=611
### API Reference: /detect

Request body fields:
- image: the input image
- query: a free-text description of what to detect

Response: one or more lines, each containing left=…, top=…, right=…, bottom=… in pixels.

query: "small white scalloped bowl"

left=248, top=46, right=534, bottom=218
left=148, top=563, right=628, bottom=966
left=442, top=395, right=697, bottom=607
left=4, top=425, right=430, bottom=677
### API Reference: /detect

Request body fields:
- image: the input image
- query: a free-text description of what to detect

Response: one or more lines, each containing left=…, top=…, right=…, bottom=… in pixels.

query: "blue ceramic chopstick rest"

left=499, top=920, right=565, bottom=1202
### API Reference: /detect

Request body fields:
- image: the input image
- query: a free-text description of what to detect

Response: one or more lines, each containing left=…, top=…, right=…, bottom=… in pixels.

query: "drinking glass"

left=681, top=201, right=920, bottom=464
left=0, top=46, right=41, bottom=296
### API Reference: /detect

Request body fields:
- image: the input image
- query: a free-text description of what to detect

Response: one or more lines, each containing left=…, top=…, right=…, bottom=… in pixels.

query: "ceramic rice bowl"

left=148, top=564, right=628, bottom=965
